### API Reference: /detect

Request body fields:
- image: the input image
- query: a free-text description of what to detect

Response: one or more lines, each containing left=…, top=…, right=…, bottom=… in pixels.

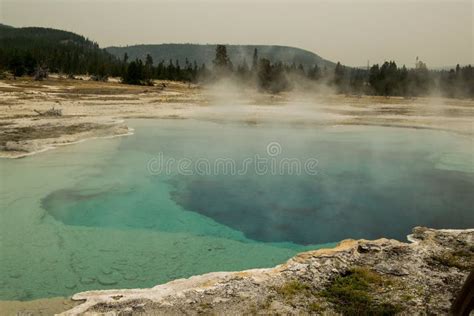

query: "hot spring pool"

left=0, top=119, right=473, bottom=301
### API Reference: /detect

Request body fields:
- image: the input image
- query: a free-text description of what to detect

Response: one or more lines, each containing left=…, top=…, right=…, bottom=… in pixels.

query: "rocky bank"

left=61, top=227, right=473, bottom=315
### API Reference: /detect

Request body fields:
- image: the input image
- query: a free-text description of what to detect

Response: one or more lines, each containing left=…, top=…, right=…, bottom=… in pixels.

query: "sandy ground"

left=0, top=76, right=206, bottom=158
left=0, top=76, right=473, bottom=158
left=0, top=77, right=473, bottom=314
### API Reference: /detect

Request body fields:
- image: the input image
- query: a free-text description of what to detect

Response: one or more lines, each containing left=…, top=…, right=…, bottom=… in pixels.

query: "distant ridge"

left=0, top=24, right=100, bottom=49
left=0, top=24, right=336, bottom=69
left=0, top=24, right=119, bottom=74
left=0, top=23, right=91, bottom=43
left=0, top=23, right=14, bottom=29
left=106, top=44, right=336, bottom=69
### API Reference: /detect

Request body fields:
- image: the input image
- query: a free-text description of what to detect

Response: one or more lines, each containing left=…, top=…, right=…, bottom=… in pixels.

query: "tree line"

left=0, top=33, right=472, bottom=99
left=208, top=46, right=473, bottom=98
left=121, top=53, right=207, bottom=85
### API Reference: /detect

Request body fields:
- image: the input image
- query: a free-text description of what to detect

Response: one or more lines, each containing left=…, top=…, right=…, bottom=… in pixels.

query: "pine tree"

left=252, top=48, right=258, bottom=71
left=308, top=64, right=320, bottom=80
left=213, top=45, right=231, bottom=75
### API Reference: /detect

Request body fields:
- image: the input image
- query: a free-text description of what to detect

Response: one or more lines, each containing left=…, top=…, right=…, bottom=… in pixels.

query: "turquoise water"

left=0, top=119, right=473, bottom=301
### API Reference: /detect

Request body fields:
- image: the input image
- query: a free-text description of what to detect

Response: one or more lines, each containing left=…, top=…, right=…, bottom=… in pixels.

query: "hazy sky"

left=1, top=0, right=472, bottom=67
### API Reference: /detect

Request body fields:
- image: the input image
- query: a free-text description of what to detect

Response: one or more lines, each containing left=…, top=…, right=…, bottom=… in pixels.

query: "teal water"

left=0, top=119, right=473, bottom=301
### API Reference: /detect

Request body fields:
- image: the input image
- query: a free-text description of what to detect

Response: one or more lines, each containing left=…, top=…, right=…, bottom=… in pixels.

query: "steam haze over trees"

left=0, top=24, right=472, bottom=98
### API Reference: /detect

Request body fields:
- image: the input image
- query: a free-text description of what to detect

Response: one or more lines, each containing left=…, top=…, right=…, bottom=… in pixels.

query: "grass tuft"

left=275, top=280, right=313, bottom=298
left=322, top=267, right=403, bottom=316
left=432, top=249, right=474, bottom=270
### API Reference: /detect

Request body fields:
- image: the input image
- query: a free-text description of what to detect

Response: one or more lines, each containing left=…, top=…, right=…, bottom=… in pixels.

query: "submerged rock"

left=61, top=227, right=473, bottom=315
left=79, top=277, right=95, bottom=285
left=97, top=276, right=118, bottom=286
left=65, top=282, right=77, bottom=290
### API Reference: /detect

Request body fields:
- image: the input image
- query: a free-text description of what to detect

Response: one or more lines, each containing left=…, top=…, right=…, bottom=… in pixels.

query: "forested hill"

left=106, top=44, right=336, bottom=69
left=0, top=24, right=94, bottom=47
left=0, top=24, right=120, bottom=75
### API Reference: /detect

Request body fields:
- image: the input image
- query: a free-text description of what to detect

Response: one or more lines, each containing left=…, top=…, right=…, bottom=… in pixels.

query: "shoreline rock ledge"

left=61, top=227, right=473, bottom=315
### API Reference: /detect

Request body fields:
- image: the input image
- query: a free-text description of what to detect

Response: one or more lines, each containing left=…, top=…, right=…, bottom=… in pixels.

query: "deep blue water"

left=43, top=119, right=474, bottom=245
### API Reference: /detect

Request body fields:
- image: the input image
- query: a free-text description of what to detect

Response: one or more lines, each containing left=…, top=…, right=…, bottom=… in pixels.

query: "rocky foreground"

left=61, top=227, right=473, bottom=315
